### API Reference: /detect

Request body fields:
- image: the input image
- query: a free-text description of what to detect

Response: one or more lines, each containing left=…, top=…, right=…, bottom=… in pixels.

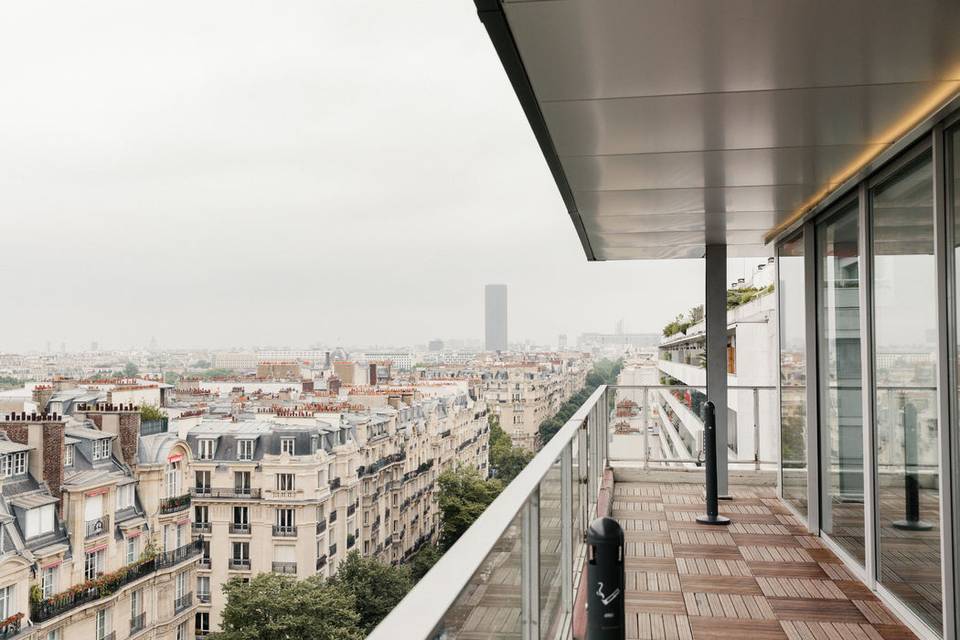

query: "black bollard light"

left=586, top=517, right=625, bottom=640
left=697, top=401, right=730, bottom=526
left=892, top=403, right=932, bottom=531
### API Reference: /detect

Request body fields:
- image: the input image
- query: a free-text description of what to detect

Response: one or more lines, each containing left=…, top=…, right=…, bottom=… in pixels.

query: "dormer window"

left=92, top=439, right=111, bottom=461
left=25, top=503, right=55, bottom=538
left=64, top=445, right=74, bottom=467
left=198, top=440, right=215, bottom=460
left=0, top=452, right=27, bottom=478
left=237, top=440, right=254, bottom=461
left=280, top=438, right=295, bottom=455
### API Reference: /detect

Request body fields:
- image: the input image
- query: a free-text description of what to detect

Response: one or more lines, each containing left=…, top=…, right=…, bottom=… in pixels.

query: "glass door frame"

left=812, top=193, right=871, bottom=581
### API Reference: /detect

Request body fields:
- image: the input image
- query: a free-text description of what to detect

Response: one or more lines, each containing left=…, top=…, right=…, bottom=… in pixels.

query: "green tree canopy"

left=329, top=551, right=413, bottom=634
left=217, top=572, right=363, bottom=640
left=407, top=544, right=442, bottom=582
left=122, top=362, right=139, bottom=377
left=437, top=465, right=503, bottom=551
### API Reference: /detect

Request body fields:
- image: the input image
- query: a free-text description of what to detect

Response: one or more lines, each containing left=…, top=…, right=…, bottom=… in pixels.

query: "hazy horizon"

left=0, top=1, right=737, bottom=352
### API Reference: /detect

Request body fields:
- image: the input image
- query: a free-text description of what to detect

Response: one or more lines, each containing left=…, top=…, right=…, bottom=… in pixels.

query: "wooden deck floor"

left=615, top=481, right=918, bottom=640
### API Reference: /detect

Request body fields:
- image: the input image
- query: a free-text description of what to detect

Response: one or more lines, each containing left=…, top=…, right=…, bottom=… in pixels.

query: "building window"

left=195, top=611, right=210, bottom=636
left=197, top=576, right=210, bottom=600
left=276, top=508, right=295, bottom=529
left=233, top=505, right=248, bottom=526
left=95, top=608, right=109, bottom=640
left=41, top=565, right=57, bottom=598
left=0, top=451, right=27, bottom=477
left=25, top=504, right=55, bottom=538
left=0, top=585, right=12, bottom=620
left=276, top=473, right=295, bottom=491
left=175, top=571, right=186, bottom=599
left=92, top=439, right=111, bottom=461
left=84, top=549, right=104, bottom=580
left=232, top=541, right=249, bottom=562
left=234, top=471, right=251, bottom=494
left=195, top=470, right=211, bottom=492
left=237, top=439, right=254, bottom=461
left=779, top=233, right=807, bottom=517
left=130, top=588, right=142, bottom=618
left=165, top=460, right=182, bottom=498
left=280, top=438, right=295, bottom=455
left=195, top=505, right=209, bottom=525
left=176, top=621, right=188, bottom=640
left=116, top=483, right=135, bottom=511
left=45, top=629, right=60, bottom=640
left=64, top=445, right=74, bottom=467
left=126, top=536, right=138, bottom=564
left=198, top=439, right=215, bottom=460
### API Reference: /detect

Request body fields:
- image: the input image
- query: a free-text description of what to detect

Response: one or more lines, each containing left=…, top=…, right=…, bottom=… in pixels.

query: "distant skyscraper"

left=484, top=284, right=508, bottom=351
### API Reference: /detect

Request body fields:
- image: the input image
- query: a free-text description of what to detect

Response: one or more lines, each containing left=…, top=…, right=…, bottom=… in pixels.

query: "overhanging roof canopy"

left=476, top=0, right=960, bottom=260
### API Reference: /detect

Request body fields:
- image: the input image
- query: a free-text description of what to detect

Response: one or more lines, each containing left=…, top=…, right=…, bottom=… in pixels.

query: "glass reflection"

left=779, top=234, right=808, bottom=516
left=817, top=203, right=865, bottom=565
left=873, top=152, right=941, bottom=633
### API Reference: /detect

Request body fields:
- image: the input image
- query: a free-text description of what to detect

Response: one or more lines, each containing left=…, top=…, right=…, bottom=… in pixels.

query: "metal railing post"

left=521, top=488, right=541, bottom=640
left=753, top=387, right=760, bottom=472
left=578, top=422, right=588, bottom=539
left=643, top=387, right=650, bottom=469
left=561, top=445, right=573, bottom=619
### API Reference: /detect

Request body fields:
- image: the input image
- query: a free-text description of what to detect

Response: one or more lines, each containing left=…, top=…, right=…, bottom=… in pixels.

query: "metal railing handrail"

left=368, top=384, right=608, bottom=640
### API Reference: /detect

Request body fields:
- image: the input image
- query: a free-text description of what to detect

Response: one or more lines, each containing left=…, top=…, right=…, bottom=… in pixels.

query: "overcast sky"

left=0, top=1, right=715, bottom=352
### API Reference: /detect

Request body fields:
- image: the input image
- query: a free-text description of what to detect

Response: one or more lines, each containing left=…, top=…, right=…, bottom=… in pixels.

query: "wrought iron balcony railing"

left=271, top=561, right=297, bottom=575
left=85, top=514, right=109, bottom=539
left=129, top=611, right=146, bottom=633
left=159, top=493, right=191, bottom=514
left=174, top=592, right=193, bottom=612
left=190, top=487, right=261, bottom=499
left=272, top=525, right=297, bottom=537
left=31, top=540, right=201, bottom=623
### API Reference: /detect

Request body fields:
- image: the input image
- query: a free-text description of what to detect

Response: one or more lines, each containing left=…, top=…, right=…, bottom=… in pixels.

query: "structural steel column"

left=705, top=244, right=729, bottom=496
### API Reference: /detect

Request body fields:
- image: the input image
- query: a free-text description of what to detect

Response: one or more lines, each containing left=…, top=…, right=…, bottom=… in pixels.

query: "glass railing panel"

left=539, top=455, right=563, bottom=639
left=430, top=512, right=523, bottom=638
left=605, top=385, right=779, bottom=472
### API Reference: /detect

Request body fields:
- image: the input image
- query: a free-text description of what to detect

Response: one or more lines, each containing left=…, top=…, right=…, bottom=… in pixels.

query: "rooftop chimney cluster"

left=2, top=411, right=63, bottom=422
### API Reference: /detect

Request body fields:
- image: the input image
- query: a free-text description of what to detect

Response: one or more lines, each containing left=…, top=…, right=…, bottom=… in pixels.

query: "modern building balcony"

left=159, top=493, right=191, bottom=514
left=85, top=514, right=109, bottom=538
left=368, top=385, right=918, bottom=640
left=173, top=592, right=193, bottom=613
left=272, top=561, right=297, bottom=575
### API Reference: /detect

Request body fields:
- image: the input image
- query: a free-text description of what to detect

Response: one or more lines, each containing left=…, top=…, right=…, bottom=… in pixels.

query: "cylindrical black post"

left=893, top=402, right=932, bottom=531
left=586, top=517, right=625, bottom=640
left=697, top=401, right=730, bottom=526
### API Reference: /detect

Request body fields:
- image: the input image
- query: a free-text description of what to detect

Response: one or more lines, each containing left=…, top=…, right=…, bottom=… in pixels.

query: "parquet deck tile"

left=608, top=481, right=917, bottom=640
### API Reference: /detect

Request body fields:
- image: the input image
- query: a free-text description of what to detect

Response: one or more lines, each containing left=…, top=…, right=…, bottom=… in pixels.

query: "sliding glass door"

left=779, top=234, right=808, bottom=517
left=872, top=149, right=942, bottom=633
left=817, top=202, right=866, bottom=566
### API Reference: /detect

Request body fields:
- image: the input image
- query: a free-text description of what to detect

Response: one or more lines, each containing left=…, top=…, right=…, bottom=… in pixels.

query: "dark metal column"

left=705, top=243, right=729, bottom=497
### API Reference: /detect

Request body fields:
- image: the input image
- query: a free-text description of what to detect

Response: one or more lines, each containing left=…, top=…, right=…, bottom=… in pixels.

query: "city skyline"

left=0, top=0, right=706, bottom=354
